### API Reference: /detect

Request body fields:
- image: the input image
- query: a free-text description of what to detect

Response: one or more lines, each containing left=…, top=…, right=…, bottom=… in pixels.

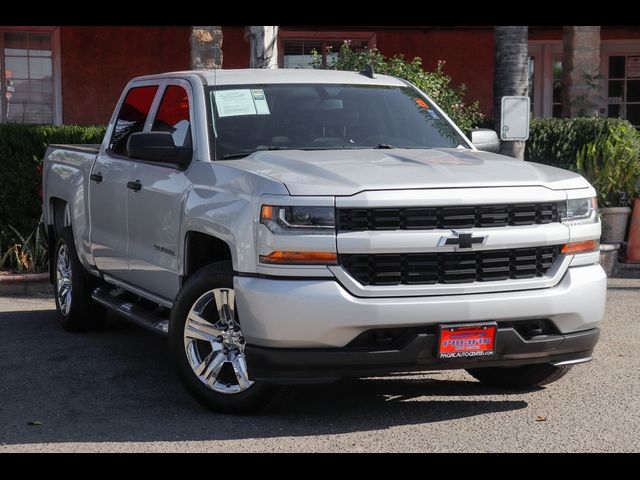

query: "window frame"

left=277, top=30, right=377, bottom=68
left=0, top=26, right=62, bottom=124
left=601, top=41, right=640, bottom=127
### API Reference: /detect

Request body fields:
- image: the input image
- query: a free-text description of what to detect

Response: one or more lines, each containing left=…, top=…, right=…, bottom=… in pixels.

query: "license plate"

left=438, top=323, right=497, bottom=359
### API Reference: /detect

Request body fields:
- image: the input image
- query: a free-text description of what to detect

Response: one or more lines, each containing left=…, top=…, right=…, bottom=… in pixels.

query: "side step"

left=91, top=286, right=169, bottom=336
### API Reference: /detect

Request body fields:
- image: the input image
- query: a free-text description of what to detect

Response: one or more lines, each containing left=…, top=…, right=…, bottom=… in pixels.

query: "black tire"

left=169, top=261, right=283, bottom=414
left=53, top=226, right=104, bottom=331
left=466, top=364, right=574, bottom=389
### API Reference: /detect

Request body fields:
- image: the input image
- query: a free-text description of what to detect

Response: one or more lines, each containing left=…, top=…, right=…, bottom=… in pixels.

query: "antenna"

left=359, top=64, right=376, bottom=79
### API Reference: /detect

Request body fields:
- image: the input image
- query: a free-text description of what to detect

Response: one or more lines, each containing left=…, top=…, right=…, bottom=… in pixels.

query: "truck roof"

left=131, top=68, right=407, bottom=87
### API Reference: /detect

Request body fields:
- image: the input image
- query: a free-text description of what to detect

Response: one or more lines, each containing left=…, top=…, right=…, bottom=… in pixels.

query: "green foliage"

left=312, top=42, right=484, bottom=132
left=0, top=219, right=48, bottom=273
left=526, top=117, right=640, bottom=206
left=575, top=125, right=640, bottom=207
left=0, top=124, right=106, bottom=263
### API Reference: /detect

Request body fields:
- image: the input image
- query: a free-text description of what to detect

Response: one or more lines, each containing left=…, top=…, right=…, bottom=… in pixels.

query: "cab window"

left=109, top=85, right=159, bottom=156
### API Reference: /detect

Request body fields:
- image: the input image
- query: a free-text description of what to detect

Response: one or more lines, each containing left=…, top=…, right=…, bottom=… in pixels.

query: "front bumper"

left=245, top=327, right=600, bottom=384
left=234, top=264, right=607, bottom=348
left=235, top=264, right=606, bottom=384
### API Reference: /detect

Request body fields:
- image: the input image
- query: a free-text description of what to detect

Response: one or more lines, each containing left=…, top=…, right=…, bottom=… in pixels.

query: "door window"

left=109, top=85, right=158, bottom=155
left=151, top=85, right=192, bottom=148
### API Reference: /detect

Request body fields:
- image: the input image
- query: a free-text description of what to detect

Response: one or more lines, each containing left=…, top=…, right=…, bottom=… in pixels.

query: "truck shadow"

left=0, top=309, right=529, bottom=446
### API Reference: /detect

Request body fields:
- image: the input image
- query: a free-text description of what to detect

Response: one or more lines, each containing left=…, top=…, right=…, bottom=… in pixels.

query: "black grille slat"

left=338, top=203, right=560, bottom=231
left=340, top=246, right=560, bottom=286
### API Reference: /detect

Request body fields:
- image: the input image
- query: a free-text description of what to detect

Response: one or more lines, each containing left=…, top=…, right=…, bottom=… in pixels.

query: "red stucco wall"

left=221, top=26, right=250, bottom=68
left=61, top=26, right=190, bottom=125
left=376, top=28, right=495, bottom=117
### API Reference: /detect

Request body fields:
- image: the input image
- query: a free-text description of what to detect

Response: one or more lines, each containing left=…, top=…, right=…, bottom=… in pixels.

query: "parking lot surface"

left=1, top=278, right=639, bottom=452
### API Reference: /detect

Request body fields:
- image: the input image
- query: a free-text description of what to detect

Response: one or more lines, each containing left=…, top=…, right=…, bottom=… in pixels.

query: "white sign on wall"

left=500, top=96, right=530, bottom=141
left=627, top=56, right=640, bottom=78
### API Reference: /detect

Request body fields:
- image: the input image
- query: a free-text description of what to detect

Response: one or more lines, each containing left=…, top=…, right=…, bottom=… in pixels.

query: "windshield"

left=207, top=83, right=468, bottom=159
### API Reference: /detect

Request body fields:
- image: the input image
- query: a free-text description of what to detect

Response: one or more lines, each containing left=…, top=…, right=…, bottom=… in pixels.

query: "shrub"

left=526, top=117, right=640, bottom=206
left=312, top=42, right=484, bottom=132
left=0, top=124, right=106, bottom=263
left=526, top=117, right=635, bottom=170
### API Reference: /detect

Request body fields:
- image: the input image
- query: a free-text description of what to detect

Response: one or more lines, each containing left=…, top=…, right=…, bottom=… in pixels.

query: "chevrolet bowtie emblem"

left=439, top=231, right=487, bottom=249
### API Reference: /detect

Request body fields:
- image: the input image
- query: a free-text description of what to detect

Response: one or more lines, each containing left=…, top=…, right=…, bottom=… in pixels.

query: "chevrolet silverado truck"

left=42, top=69, right=606, bottom=413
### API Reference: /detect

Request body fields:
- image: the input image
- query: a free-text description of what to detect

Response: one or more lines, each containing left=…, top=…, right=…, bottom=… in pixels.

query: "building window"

left=1, top=32, right=54, bottom=123
left=607, top=55, right=640, bottom=127
left=279, top=31, right=376, bottom=69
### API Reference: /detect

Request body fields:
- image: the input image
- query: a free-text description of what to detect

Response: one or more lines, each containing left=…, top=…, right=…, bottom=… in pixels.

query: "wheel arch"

left=182, top=230, right=234, bottom=283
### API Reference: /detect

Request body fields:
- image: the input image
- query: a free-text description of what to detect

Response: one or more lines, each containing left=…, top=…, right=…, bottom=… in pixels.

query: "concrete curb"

left=0, top=273, right=53, bottom=296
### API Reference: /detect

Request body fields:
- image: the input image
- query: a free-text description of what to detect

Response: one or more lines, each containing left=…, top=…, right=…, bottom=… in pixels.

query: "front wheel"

left=466, top=363, right=574, bottom=389
left=169, top=261, right=283, bottom=413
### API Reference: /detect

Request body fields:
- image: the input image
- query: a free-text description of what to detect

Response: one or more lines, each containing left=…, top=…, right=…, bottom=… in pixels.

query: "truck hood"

left=226, top=148, right=590, bottom=196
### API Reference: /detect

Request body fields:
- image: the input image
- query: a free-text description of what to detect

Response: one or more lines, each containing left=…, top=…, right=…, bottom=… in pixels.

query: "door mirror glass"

left=127, top=132, right=192, bottom=168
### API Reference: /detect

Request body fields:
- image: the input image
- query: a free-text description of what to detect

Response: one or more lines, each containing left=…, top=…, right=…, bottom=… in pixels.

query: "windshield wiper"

left=221, top=146, right=288, bottom=160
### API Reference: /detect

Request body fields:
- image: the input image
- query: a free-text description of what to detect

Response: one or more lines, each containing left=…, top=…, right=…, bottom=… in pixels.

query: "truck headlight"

left=260, top=205, right=335, bottom=234
left=559, top=197, right=598, bottom=226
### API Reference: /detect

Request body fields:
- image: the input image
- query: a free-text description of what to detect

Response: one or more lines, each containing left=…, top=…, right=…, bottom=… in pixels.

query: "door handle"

left=127, top=180, right=142, bottom=192
left=90, top=172, right=103, bottom=183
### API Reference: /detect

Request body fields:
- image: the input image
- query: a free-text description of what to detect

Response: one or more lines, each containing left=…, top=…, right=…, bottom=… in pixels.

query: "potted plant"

left=576, top=123, right=640, bottom=243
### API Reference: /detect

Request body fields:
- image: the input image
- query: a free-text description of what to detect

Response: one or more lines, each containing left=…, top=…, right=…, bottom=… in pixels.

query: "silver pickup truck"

left=42, top=69, right=606, bottom=412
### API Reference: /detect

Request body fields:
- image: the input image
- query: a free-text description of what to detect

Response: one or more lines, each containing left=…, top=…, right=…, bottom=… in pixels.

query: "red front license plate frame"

left=438, top=323, right=497, bottom=359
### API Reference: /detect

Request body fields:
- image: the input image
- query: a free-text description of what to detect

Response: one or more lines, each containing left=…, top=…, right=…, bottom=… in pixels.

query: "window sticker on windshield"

left=214, top=89, right=258, bottom=117
left=414, top=98, right=430, bottom=109
left=213, top=89, right=271, bottom=117
left=251, top=89, right=270, bottom=115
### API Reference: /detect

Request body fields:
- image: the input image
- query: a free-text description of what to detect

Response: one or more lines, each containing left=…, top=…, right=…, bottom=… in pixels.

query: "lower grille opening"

left=345, top=320, right=561, bottom=351
left=340, top=246, right=560, bottom=286
left=500, top=318, right=561, bottom=340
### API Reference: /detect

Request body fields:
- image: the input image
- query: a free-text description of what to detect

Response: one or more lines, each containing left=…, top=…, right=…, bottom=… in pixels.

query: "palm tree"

left=494, top=26, right=529, bottom=159
left=561, top=26, right=603, bottom=118
left=246, top=26, right=279, bottom=69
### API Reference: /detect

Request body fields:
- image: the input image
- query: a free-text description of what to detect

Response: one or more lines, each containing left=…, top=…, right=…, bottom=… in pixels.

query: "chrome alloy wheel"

left=56, top=243, right=73, bottom=316
left=183, top=288, right=254, bottom=394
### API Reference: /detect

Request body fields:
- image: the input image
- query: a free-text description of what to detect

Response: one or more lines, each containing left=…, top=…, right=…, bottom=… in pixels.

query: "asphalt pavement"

left=1, top=278, right=639, bottom=452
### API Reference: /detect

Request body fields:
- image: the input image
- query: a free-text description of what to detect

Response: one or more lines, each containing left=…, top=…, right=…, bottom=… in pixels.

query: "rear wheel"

left=54, top=227, right=104, bottom=331
left=466, top=363, right=574, bottom=389
left=169, top=261, right=283, bottom=413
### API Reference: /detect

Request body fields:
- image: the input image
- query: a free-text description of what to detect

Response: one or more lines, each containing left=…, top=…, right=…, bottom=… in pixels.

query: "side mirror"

left=468, top=128, right=500, bottom=153
left=127, top=132, right=192, bottom=168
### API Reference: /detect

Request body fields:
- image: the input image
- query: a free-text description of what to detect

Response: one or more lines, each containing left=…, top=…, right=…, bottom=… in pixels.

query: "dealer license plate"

left=438, top=324, right=497, bottom=359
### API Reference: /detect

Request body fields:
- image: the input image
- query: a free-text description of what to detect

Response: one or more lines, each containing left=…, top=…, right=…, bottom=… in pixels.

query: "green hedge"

left=0, top=124, right=106, bottom=252
left=525, top=117, right=636, bottom=170
left=525, top=117, right=640, bottom=206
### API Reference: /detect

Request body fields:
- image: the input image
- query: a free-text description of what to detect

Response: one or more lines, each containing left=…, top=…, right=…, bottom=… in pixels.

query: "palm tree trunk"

left=190, top=26, right=223, bottom=69
left=247, top=26, right=279, bottom=69
left=494, top=26, right=529, bottom=159
left=561, top=26, right=603, bottom=117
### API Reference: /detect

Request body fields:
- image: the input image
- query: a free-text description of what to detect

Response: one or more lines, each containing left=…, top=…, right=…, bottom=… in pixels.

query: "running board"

left=91, top=286, right=169, bottom=336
